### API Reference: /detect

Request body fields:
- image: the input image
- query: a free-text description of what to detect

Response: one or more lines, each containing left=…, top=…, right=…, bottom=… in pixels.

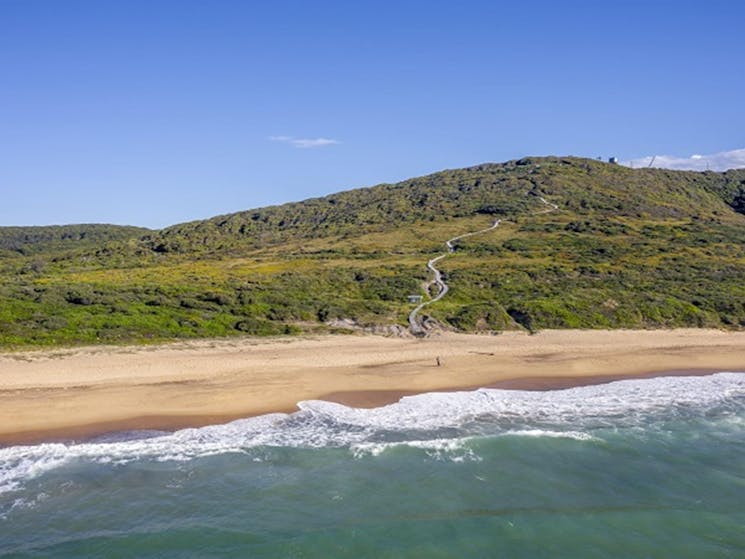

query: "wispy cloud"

left=269, top=135, right=340, bottom=149
left=624, top=148, right=745, bottom=172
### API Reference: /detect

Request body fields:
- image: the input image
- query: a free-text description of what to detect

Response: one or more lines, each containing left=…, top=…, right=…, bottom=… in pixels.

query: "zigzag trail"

left=408, top=196, right=558, bottom=336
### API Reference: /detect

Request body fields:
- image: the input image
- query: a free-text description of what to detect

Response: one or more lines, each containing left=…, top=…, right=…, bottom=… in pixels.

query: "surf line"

left=408, top=196, right=558, bottom=336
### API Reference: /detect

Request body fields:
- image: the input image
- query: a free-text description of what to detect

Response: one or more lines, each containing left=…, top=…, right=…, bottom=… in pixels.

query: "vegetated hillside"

left=0, top=224, right=152, bottom=257
left=143, top=157, right=745, bottom=255
left=0, top=157, right=744, bottom=348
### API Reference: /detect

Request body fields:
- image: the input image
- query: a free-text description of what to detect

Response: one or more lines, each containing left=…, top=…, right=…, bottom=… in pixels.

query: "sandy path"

left=408, top=219, right=501, bottom=334
left=1, top=329, right=744, bottom=444
left=408, top=195, right=557, bottom=334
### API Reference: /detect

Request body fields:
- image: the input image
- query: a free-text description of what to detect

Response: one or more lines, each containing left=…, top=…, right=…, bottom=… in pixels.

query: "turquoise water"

left=2, top=373, right=745, bottom=558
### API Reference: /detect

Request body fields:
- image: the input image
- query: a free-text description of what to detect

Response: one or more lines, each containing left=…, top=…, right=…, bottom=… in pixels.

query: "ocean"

left=2, top=373, right=744, bottom=558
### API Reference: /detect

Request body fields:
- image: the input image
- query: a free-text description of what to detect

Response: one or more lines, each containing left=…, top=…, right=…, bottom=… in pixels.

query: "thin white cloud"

left=269, top=135, right=340, bottom=149
left=624, top=148, right=745, bottom=172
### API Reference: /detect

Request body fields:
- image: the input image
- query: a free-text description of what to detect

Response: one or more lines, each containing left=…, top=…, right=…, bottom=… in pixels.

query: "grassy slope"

left=1, top=157, right=744, bottom=348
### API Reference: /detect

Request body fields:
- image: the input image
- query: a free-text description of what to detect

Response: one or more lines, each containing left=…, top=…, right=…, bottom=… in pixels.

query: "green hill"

left=0, top=224, right=151, bottom=257
left=1, top=157, right=744, bottom=348
left=144, top=157, right=745, bottom=254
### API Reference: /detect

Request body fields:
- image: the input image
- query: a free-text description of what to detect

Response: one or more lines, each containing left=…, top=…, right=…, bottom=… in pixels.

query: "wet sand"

left=1, top=329, right=744, bottom=445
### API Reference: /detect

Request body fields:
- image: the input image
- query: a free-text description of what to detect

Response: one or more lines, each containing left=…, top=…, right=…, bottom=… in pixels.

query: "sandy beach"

left=1, top=329, right=744, bottom=445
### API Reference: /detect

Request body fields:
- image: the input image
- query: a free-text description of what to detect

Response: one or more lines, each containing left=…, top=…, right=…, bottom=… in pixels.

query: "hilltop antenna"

left=648, top=156, right=656, bottom=168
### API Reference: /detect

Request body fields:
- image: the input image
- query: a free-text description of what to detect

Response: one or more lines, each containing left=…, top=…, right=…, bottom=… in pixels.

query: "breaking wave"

left=1, top=372, right=744, bottom=496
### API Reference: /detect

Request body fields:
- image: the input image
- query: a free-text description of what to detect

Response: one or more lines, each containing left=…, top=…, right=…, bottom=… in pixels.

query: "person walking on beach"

left=436, top=356, right=441, bottom=367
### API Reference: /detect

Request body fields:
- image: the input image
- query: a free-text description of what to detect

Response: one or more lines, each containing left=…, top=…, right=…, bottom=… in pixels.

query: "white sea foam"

left=1, top=372, right=744, bottom=496
left=500, top=430, right=598, bottom=442
left=297, top=372, right=745, bottom=432
left=348, top=428, right=597, bottom=459
left=351, top=437, right=481, bottom=461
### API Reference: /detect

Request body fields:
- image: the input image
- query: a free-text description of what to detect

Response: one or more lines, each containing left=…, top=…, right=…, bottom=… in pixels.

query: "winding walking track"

left=408, top=196, right=558, bottom=336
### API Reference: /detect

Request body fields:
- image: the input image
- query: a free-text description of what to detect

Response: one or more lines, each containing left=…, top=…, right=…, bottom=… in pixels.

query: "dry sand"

left=1, top=329, right=744, bottom=445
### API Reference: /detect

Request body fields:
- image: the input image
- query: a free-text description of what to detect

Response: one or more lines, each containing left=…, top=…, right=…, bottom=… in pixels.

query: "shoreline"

left=321, top=367, right=721, bottom=408
left=0, top=368, right=721, bottom=447
left=1, top=329, right=744, bottom=446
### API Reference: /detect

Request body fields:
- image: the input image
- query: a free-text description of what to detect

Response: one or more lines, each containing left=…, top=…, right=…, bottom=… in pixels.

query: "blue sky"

left=1, top=0, right=744, bottom=228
